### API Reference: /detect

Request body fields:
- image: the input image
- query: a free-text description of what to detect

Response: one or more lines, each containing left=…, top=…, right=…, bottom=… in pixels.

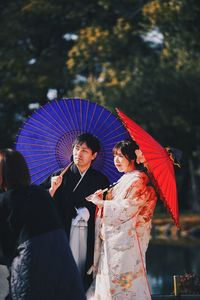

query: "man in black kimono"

left=46, top=133, right=109, bottom=291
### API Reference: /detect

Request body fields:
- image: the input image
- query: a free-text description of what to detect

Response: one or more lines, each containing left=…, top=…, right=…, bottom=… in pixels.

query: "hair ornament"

left=135, top=149, right=149, bottom=169
left=165, top=147, right=182, bottom=168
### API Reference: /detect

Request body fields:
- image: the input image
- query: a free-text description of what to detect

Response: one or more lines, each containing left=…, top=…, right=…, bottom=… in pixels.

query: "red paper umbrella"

left=116, top=108, right=179, bottom=227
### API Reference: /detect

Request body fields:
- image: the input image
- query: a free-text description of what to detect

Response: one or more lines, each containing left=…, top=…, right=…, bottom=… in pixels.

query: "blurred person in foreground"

left=0, top=149, right=85, bottom=300
left=45, top=133, right=109, bottom=290
left=86, top=139, right=157, bottom=300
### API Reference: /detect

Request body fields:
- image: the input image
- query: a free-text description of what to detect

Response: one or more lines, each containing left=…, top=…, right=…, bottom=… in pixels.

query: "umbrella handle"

left=60, top=161, right=73, bottom=176
left=100, top=187, right=109, bottom=194
left=98, top=181, right=118, bottom=195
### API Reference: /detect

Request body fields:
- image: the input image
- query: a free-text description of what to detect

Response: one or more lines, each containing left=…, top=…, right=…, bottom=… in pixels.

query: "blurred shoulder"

left=0, top=187, right=28, bottom=207
left=30, top=184, right=51, bottom=197
left=0, top=190, right=12, bottom=206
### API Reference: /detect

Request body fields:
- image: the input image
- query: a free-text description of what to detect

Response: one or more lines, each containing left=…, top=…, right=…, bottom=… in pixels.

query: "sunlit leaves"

left=67, top=26, right=110, bottom=74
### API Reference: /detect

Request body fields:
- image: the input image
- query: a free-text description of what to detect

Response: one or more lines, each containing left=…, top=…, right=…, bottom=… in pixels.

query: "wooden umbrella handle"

left=60, top=161, right=73, bottom=176
left=96, top=181, right=118, bottom=195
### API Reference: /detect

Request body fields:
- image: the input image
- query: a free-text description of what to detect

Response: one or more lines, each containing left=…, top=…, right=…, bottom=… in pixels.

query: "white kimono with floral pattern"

left=86, top=170, right=157, bottom=300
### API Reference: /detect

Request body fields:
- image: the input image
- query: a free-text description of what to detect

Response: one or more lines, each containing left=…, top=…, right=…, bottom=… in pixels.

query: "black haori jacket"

left=45, top=163, right=109, bottom=290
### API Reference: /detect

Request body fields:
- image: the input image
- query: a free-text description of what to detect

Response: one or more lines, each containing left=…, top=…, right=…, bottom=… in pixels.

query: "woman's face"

left=113, top=149, right=135, bottom=173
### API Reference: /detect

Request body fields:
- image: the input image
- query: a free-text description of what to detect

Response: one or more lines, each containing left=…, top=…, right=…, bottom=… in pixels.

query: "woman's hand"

left=86, top=191, right=104, bottom=208
left=49, top=175, right=63, bottom=197
left=105, top=189, right=113, bottom=200
left=94, top=189, right=103, bottom=199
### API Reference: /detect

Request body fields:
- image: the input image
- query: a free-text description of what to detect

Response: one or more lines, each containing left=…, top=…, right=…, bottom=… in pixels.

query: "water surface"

left=147, top=238, right=200, bottom=295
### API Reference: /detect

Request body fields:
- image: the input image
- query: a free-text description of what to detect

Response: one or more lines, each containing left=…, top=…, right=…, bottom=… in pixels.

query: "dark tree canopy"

left=0, top=0, right=200, bottom=211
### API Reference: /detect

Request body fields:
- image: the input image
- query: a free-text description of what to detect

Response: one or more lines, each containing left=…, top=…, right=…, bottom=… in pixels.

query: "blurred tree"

left=0, top=0, right=200, bottom=211
left=0, top=0, right=101, bottom=145
left=142, top=0, right=200, bottom=211
left=66, top=0, right=200, bottom=211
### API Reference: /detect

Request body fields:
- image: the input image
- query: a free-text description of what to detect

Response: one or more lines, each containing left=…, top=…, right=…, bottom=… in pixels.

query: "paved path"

left=1, top=267, right=199, bottom=300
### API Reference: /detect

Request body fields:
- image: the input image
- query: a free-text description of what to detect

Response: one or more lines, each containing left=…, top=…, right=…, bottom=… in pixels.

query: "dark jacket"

left=44, top=163, right=109, bottom=290
left=0, top=185, right=86, bottom=300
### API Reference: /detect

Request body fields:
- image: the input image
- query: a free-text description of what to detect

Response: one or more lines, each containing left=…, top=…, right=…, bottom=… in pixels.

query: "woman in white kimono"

left=86, top=139, right=157, bottom=300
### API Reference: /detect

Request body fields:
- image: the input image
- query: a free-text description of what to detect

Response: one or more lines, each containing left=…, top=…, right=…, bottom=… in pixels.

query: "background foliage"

left=0, top=0, right=200, bottom=212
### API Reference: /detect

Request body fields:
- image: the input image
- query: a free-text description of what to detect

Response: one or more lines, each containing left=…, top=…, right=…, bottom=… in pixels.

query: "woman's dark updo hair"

left=0, top=149, right=31, bottom=191
left=113, top=139, right=139, bottom=162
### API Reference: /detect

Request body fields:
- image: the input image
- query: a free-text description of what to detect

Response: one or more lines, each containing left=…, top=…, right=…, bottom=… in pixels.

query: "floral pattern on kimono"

left=87, top=170, right=157, bottom=300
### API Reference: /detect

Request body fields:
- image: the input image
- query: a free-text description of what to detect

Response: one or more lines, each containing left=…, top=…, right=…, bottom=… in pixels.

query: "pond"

left=147, top=238, right=200, bottom=295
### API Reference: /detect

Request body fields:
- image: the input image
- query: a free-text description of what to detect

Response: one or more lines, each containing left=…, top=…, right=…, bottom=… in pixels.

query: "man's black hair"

left=72, top=133, right=100, bottom=154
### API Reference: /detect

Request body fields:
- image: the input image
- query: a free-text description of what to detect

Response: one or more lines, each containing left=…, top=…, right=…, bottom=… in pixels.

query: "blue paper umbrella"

left=16, top=98, right=130, bottom=184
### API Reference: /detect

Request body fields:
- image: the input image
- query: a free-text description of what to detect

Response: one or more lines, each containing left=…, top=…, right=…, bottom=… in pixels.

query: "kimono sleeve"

left=103, top=172, right=149, bottom=226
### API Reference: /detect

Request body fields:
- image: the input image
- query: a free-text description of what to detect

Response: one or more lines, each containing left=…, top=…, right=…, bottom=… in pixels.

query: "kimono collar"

left=70, top=163, right=92, bottom=176
left=72, top=165, right=91, bottom=192
left=77, top=166, right=90, bottom=177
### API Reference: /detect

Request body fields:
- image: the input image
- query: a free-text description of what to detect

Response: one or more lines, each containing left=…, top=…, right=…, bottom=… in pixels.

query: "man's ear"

left=92, top=152, right=97, bottom=160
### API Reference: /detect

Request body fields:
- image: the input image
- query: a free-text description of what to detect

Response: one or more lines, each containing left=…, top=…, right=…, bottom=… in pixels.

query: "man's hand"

left=49, top=175, right=63, bottom=197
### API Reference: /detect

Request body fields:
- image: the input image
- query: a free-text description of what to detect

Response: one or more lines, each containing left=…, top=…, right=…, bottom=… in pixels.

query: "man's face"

left=73, top=142, right=97, bottom=172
